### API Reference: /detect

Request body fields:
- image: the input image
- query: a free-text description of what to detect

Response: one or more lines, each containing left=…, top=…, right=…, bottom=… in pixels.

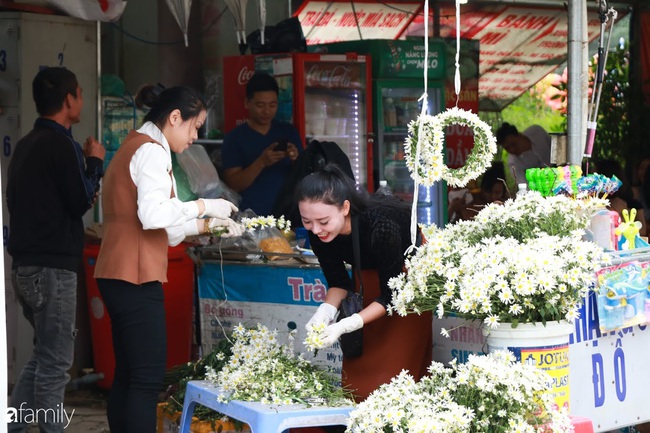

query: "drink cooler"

left=83, top=243, right=194, bottom=389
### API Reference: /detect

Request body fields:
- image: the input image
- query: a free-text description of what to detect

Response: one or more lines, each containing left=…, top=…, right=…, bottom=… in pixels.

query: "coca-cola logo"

left=237, top=66, right=255, bottom=86
left=305, top=64, right=357, bottom=88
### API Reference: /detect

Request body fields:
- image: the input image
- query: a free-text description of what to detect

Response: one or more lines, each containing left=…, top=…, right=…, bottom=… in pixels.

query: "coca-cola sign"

left=237, top=65, right=255, bottom=86
left=305, top=63, right=362, bottom=89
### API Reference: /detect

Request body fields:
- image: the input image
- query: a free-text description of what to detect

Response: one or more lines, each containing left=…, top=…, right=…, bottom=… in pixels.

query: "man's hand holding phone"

left=275, top=138, right=289, bottom=152
left=272, top=139, right=299, bottom=162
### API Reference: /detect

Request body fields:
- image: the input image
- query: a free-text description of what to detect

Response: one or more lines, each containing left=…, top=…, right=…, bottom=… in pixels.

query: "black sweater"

left=7, top=119, right=103, bottom=272
left=308, top=203, right=420, bottom=308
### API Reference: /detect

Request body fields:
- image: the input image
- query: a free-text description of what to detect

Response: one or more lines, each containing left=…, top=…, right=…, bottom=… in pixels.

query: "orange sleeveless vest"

left=94, top=130, right=173, bottom=284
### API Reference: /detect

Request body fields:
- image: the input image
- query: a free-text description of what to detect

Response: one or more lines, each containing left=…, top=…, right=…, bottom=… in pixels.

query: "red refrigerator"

left=223, top=52, right=374, bottom=190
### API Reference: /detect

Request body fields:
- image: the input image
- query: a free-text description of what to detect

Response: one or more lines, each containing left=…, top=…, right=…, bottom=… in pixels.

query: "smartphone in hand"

left=275, top=138, right=289, bottom=152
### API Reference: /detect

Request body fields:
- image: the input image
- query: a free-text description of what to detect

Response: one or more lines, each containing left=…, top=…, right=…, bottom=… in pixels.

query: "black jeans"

left=97, top=278, right=167, bottom=433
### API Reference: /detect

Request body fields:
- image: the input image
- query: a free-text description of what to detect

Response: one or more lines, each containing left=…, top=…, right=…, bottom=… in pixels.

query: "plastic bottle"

left=516, top=183, right=528, bottom=197
left=376, top=180, right=393, bottom=195
left=384, top=98, right=397, bottom=127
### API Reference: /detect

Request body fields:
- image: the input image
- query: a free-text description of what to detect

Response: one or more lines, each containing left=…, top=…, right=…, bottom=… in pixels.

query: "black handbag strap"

left=351, top=215, right=364, bottom=297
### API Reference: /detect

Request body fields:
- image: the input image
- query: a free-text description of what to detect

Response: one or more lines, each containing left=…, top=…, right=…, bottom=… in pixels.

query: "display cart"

left=190, top=245, right=344, bottom=375
left=432, top=247, right=650, bottom=432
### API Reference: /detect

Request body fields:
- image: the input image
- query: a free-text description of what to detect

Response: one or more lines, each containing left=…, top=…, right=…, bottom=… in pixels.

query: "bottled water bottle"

left=516, top=183, right=528, bottom=197
left=376, top=180, right=393, bottom=195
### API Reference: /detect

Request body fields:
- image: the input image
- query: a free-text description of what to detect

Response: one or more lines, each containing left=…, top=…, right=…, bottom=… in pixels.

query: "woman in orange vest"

left=94, top=85, right=241, bottom=433
left=297, top=164, right=433, bottom=403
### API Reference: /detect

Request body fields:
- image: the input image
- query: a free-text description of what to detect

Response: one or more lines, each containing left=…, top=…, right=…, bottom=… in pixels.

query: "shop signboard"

left=198, top=261, right=343, bottom=376
left=432, top=291, right=650, bottom=432
left=405, top=5, right=626, bottom=111
left=295, top=1, right=421, bottom=45
left=296, top=1, right=628, bottom=112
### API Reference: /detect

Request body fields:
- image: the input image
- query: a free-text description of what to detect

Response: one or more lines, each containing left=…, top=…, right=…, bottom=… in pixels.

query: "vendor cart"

left=191, top=245, right=344, bottom=375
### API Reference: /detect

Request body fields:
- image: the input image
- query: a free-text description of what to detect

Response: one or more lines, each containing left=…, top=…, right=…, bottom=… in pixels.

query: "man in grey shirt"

left=496, top=122, right=551, bottom=189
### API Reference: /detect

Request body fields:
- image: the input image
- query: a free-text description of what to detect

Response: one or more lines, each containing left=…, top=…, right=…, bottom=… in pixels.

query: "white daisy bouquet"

left=389, top=191, right=610, bottom=328
left=240, top=215, right=294, bottom=259
left=347, top=350, right=573, bottom=433
left=304, top=322, right=327, bottom=353
left=209, top=324, right=353, bottom=406
left=241, top=215, right=291, bottom=232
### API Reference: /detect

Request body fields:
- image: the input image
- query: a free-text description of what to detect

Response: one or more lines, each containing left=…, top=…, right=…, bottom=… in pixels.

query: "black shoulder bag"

left=337, top=215, right=364, bottom=359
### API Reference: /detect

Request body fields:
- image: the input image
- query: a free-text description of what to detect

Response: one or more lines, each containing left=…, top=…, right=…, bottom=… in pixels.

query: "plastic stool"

left=179, top=380, right=354, bottom=433
left=571, top=416, right=595, bottom=433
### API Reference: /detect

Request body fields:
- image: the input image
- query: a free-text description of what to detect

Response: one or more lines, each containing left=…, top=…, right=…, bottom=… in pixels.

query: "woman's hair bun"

left=135, top=83, right=165, bottom=109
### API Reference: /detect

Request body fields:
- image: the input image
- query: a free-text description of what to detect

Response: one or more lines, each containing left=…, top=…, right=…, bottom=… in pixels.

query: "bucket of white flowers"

left=389, top=191, right=611, bottom=410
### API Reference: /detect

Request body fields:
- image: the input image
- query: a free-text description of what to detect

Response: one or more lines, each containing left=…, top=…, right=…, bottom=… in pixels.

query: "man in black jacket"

left=6, top=67, right=105, bottom=432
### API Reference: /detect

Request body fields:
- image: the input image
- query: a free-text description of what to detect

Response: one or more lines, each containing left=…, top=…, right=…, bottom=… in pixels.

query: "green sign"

left=377, top=40, right=445, bottom=79
left=310, top=39, right=446, bottom=80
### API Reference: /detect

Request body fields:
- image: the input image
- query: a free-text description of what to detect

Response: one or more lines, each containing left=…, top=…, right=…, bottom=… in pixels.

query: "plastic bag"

left=175, top=144, right=240, bottom=205
left=247, top=225, right=293, bottom=260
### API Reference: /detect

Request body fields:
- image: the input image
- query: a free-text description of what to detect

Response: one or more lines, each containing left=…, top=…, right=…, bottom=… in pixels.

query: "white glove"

left=306, top=303, right=338, bottom=331
left=199, top=198, right=238, bottom=219
left=321, top=314, right=364, bottom=347
left=208, top=217, right=245, bottom=238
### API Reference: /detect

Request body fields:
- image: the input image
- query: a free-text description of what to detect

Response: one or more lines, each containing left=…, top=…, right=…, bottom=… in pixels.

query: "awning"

left=295, top=1, right=629, bottom=111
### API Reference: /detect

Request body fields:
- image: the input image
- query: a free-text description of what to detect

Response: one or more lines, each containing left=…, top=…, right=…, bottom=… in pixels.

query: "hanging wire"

left=454, top=0, right=462, bottom=106
left=349, top=0, right=363, bottom=40
left=407, top=0, right=430, bottom=252
left=108, top=4, right=227, bottom=46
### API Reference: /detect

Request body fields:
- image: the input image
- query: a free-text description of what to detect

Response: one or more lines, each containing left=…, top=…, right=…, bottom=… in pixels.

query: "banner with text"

left=432, top=291, right=650, bottom=431
left=197, top=262, right=343, bottom=376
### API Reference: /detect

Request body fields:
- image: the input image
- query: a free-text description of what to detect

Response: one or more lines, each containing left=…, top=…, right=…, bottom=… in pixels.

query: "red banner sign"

left=405, top=5, right=626, bottom=111
left=295, top=1, right=421, bottom=45
left=300, top=2, right=628, bottom=112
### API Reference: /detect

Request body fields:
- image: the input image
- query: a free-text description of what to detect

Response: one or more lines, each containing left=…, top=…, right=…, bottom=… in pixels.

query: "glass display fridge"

left=310, top=39, right=448, bottom=227
left=222, top=53, right=374, bottom=190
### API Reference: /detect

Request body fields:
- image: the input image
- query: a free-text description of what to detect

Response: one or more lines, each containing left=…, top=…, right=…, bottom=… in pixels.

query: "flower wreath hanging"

left=404, top=107, right=498, bottom=188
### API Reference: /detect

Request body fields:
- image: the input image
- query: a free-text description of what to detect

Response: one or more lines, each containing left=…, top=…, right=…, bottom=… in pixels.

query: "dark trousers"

left=97, top=278, right=167, bottom=433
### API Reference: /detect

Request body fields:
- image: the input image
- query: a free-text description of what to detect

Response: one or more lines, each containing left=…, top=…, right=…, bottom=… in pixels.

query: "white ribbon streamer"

left=407, top=0, right=430, bottom=254
left=455, top=0, right=462, bottom=104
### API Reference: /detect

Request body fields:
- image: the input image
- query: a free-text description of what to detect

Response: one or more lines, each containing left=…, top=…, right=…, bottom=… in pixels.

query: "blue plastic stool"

left=179, top=380, right=354, bottom=433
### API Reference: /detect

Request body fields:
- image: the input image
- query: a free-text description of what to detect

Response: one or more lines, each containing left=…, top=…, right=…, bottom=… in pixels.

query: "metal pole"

left=567, top=0, right=589, bottom=165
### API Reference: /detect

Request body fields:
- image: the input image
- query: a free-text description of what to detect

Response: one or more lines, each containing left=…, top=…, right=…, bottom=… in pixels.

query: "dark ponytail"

left=295, top=163, right=410, bottom=215
left=295, top=164, right=369, bottom=214
left=135, top=84, right=206, bottom=128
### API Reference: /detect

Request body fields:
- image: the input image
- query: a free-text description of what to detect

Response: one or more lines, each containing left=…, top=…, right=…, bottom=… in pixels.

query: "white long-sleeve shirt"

left=129, top=122, right=200, bottom=246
